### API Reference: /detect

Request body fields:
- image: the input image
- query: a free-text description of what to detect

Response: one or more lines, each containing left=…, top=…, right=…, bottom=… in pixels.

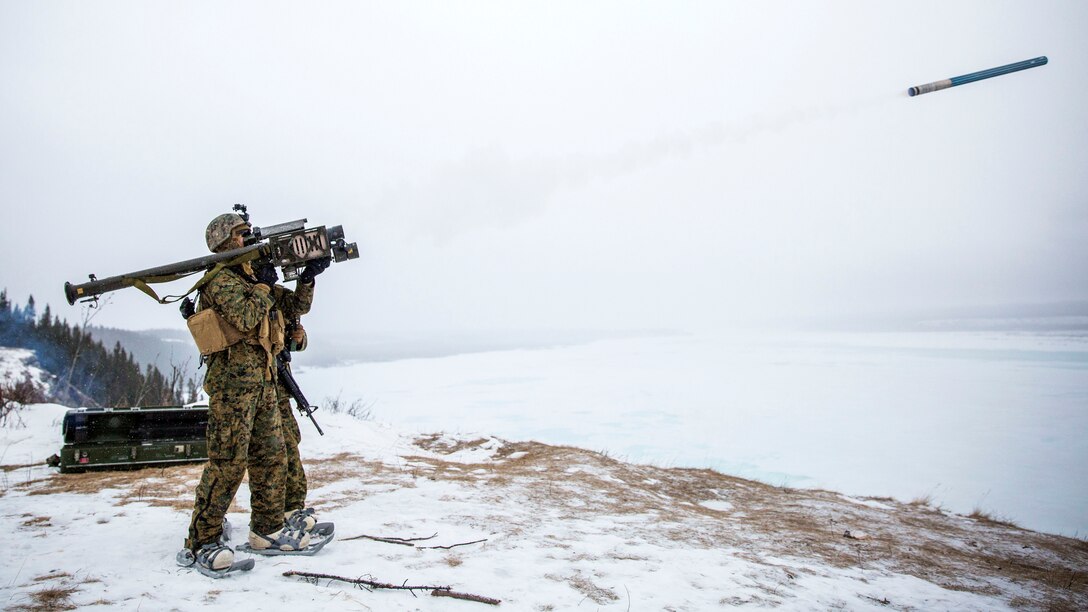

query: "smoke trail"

left=382, top=92, right=898, bottom=241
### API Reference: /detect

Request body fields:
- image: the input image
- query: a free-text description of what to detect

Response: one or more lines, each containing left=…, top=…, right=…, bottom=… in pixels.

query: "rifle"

left=276, top=350, right=324, bottom=436
left=63, top=205, right=358, bottom=305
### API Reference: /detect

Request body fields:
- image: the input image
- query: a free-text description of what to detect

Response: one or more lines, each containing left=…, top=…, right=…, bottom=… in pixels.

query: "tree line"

left=0, top=289, right=198, bottom=408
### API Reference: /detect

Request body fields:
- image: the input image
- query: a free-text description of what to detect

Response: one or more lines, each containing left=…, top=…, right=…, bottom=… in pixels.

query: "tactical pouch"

left=268, top=310, right=286, bottom=356
left=186, top=308, right=246, bottom=356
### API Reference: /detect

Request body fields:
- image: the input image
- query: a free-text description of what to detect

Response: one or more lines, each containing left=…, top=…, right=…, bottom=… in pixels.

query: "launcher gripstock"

left=63, top=218, right=359, bottom=306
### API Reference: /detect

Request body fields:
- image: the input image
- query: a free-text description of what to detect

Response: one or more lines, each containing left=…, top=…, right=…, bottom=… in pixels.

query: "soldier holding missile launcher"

left=63, top=207, right=357, bottom=577
left=180, top=212, right=307, bottom=575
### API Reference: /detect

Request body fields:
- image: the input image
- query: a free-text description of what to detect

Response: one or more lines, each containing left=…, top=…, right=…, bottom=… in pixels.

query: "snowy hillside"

left=0, top=347, right=53, bottom=398
left=1, top=403, right=1085, bottom=611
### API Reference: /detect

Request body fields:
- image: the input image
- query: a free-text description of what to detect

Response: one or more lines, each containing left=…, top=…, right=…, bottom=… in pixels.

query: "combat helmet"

left=205, top=213, right=248, bottom=252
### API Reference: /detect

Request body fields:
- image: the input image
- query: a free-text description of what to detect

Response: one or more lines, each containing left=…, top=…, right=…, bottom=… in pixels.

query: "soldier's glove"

left=298, top=256, right=332, bottom=285
left=179, top=297, right=196, bottom=320
left=254, top=262, right=279, bottom=287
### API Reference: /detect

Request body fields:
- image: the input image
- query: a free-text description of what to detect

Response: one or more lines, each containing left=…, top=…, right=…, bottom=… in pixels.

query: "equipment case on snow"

left=54, top=404, right=209, bottom=473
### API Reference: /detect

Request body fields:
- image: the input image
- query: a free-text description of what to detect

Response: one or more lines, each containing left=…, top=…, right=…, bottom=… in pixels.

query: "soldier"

left=181, top=212, right=311, bottom=577
left=270, top=256, right=332, bottom=536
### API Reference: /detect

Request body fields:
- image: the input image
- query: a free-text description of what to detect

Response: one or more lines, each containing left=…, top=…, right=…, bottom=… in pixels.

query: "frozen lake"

left=296, top=330, right=1088, bottom=537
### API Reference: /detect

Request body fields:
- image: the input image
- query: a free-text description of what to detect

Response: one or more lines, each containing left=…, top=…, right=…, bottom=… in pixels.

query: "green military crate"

left=57, top=404, right=209, bottom=473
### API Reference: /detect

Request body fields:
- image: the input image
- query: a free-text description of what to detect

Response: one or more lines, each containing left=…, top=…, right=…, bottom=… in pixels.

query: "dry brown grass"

left=968, top=507, right=1019, bottom=528
left=400, top=438, right=1088, bottom=609
left=21, top=515, right=52, bottom=528
left=305, top=452, right=395, bottom=488
left=1, top=463, right=41, bottom=473
left=571, top=575, right=620, bottom=604
left=8, top=573, right=87, bottom=612
left=18, top=463, right=241, bottom=512
left=302, top=452, right=413, bottom=512
left=12, top=451, right=406, bottom=516
left=31, top=572, right=71, bottom=583
left=546, top=571, right=619, bottom=605
left=909, top=493, right=935, bottom=507
left=8, top=586, right=79, bottom=611
left=415, top=434, right=494, bottom=455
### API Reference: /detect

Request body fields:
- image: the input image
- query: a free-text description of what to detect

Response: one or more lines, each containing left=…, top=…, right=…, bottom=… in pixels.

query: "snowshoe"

left=176, top=543, right=254, bottom=579
left=237, top=526, right=333, bottom=557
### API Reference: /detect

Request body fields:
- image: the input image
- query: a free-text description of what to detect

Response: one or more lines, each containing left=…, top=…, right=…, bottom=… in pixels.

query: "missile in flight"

left=908, top=56, right=1048, bottom=97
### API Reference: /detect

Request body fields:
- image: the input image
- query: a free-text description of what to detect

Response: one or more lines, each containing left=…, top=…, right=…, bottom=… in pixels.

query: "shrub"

left=0, top=372, right=47, bottom=427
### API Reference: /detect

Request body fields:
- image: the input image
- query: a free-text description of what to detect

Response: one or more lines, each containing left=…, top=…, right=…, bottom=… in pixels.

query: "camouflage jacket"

left=271, top=281, right=314, bottom=353
left=272, top=280, right=315, bottom=333
left=199, top=266, right=278, bottom=394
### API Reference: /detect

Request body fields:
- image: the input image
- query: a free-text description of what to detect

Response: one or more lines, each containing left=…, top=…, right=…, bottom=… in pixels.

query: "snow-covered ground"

left=295, top=330, right=1088, bottom=537
left=0, top=347, right=52, bottom=397
left=2, top=403, right=1086, bottom=610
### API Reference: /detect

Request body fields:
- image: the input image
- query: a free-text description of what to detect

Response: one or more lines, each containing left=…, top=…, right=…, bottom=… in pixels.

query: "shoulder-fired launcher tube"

left=64, top=243, right=266, bottom=305
left=63, top=217, right=358, bottom=305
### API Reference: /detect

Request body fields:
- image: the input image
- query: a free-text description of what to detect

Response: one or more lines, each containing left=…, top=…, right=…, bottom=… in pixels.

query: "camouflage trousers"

left=185, top=381, right=286, bottom=550
left=277, top=384, right=308, bottom=513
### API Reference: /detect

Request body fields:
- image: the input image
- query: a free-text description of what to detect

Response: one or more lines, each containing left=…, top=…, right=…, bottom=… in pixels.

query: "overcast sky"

left=2, top=1, right=1086, bottom=335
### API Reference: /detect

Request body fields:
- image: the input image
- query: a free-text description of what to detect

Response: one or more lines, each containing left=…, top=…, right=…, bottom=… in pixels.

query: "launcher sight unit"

left=64, top=213, right=359, bottom=305
left=240, top=218, right=358, bottom=282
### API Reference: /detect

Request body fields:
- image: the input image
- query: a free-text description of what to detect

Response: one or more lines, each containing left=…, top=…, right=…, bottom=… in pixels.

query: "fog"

left=2, top=1, right=1086, bottom=336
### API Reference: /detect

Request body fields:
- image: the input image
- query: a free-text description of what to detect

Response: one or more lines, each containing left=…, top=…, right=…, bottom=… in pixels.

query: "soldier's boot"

left=285, top=508, right=335, bottom=537
left=248, top=526, right=310, bottom=552
left=285, top=509, right=316, bottom=532
left=179, top=541, right=255, bottom=579
left=196, top=542, right=235, bottom=571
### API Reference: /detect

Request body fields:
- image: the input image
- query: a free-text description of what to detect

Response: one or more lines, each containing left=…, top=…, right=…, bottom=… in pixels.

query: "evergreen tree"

left=23, top=295, right=36, bottom=324
left=0, top=289, right=11, bottom=344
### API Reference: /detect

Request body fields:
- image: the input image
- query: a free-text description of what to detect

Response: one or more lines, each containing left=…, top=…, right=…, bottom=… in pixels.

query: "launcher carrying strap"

left=128, top=250, right=261, bottom=304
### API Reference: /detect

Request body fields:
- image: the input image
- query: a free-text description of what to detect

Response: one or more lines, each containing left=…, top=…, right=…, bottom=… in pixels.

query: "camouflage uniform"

left=184, top=266, right=287, bottom=551
left=270, top=282, right=314, bottom=514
